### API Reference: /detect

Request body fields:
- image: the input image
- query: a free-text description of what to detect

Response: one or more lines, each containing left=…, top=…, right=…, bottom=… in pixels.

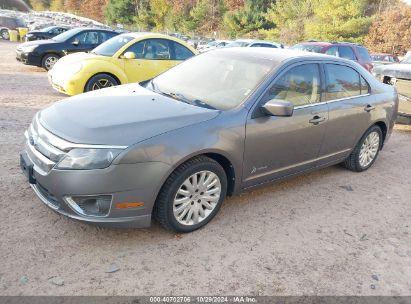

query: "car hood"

left=19, top=39, right=57, bottom=48
left=27, top=30, right=49, bottom=35
left=373, top=63, right=411, bottom=79
left=52, top=52, right=106, bottom=68
left=38, top=84, right=220, bottom=146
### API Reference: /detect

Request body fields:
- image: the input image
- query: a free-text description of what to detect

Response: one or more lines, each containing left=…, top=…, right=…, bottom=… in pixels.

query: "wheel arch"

left=373, top=120, right=388, bottom=147
left=84, top=72, right=122, bottom=92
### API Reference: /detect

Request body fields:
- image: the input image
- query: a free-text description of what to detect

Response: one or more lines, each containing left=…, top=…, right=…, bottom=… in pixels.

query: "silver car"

left=20, top=48, right=398, bottom=232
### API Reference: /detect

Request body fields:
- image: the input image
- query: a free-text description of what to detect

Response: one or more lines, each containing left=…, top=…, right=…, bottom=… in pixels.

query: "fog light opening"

left=65, top=195, right=112, bottom=217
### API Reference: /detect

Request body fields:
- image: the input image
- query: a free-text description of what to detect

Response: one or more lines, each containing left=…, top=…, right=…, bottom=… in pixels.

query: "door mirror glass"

left=72, top=39, right=79, bottom=46
left=123, top=51, right=136, bottom=59
left=262, top=99, right=294, bottom=117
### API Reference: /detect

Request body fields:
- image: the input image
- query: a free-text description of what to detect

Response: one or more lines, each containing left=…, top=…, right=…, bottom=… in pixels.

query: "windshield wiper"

left=149, top=81, right=216, bottom=109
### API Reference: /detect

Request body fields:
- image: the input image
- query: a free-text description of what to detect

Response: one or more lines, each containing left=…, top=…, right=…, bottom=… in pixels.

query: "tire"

left=343, top=125, right=383, bottom=172
left=41, top=54, right=60, bottom=71
left=1, top=29, right=9, bottom=40
left=154, top=156, right=227, bottom=233
left=85, top=74, right=119, bottom=92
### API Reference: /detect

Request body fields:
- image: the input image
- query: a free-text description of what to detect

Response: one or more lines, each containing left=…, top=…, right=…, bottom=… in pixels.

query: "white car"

left=225, top=39, right=283, bottom=49
left=199, top=40, right=231, bottom=53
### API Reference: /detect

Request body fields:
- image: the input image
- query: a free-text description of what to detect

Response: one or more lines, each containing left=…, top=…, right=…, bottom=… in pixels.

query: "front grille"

left=25, top=114, right=67, bottom=174
left=36, top=183, right=60, bottom=209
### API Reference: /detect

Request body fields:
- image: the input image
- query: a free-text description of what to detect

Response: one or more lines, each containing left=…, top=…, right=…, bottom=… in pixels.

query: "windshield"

left=226, top=41, right=251, bottom=48
left=291, top=44, right=324, bottom=53
left=52, top=28, right=80, bottom=42
left=92, top=35, right=134, bottom=56
left=40, top=26, right=55, bottom=32
left=150, top=51, right=276, bottom=110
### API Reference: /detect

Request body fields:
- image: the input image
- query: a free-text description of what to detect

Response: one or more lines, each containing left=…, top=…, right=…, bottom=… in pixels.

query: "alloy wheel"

left=359, top=131, right=380, bottom=168
left=91, top=79, right=114, bottom=90
left=173, top=170, right=221, bottom=226
left=45, top=56, right=58, bottom=70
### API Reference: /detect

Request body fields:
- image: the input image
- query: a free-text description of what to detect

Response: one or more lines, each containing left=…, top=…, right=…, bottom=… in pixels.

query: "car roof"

left=372, top=52, right=394, bottom=56
left=69, top=27, right=116, bottom=33
left=119, top=32, right=179, bottom=39
left=210, top=47, right=356, bottom=66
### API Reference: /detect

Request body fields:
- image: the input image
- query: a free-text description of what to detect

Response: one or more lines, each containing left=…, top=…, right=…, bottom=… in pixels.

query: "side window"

left=142, top=39, right=171, bottom=60
left=124, top=40, right=145, bottom=58
left=325, top=64, right=361, bottom=100
left=74, top=31, right=99, bottom=44
left=325, top=46, right=338, bottom=57
left=172, top=42, right=194, bottom=60
left=262, top=64, right=321, bottom=107
left=250, top=43, right=262, bottom=47
left=338, top=46, right=356, bottom=60
left=360, top=76, right=370, bottom=94
left=98, top=32, right=116, bottom=43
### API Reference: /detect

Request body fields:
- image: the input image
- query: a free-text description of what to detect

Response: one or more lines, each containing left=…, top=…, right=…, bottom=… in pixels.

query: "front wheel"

left=41, top=54, right=60, bottom=70
left=343, top=125, right=383, bottom=172
left=154, top=156, right=227, bottom=233
left=85, top=74, right=119, bottom=92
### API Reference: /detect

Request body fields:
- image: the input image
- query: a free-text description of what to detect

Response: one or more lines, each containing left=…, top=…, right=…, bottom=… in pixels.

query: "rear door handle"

left=309, top=115, right=326, bottom=125
left=364, top=104, right=376, bottom=112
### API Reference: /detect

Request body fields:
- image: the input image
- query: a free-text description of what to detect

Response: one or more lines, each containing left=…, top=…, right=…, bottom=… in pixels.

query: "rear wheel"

left=343, top=125, right=382, bottom=172
left=41, top=54, right=60, bottom=70
left=154, top=156, right=227, bottom=232
left=85, top=74, right=119, bottom=92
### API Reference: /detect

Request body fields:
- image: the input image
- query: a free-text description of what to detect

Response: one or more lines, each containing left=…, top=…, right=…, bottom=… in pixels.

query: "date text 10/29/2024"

left=149, top=296, right=257, bottom=303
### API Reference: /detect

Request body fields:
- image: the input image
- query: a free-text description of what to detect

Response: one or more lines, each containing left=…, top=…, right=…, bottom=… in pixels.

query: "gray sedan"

left=20, top=48, right=398, bottom=232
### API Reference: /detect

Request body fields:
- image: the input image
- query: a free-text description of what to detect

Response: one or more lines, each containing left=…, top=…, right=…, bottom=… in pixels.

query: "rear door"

left=317, top=63, right=374, bottom=165
left=243, top=62, right=329, bottom=187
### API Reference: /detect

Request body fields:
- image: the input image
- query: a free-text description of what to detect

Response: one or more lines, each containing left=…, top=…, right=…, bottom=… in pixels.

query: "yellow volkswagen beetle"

left=48, top=32, right=197, bottom=96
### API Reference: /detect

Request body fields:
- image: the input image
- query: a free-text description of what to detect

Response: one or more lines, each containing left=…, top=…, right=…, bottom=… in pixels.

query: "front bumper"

left=20, top=120, right=171, bottom=228
left=48, top=69, right=91, bottom=96
left=21, top=150, right=170, bottom=228
left=15, top=49, right=42, bottom=67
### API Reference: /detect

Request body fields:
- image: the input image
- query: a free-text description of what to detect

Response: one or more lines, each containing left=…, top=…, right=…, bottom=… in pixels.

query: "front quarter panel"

left=116, top=110, right=247, bottom=196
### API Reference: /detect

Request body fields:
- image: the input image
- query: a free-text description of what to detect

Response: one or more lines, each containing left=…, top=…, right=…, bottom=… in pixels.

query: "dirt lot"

left=0, top=40, right=410, bottom=296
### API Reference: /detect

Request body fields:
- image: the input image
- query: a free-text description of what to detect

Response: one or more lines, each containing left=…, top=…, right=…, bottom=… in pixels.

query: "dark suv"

left=292, top=42, right=373, bottom=72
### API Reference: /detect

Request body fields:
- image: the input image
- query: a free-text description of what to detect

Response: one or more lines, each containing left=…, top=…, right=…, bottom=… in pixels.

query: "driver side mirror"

left=71, top=40, right=79, bottom=46
left=123, top=52, right=136, bottom=59
left=262, top=99, right=294, bottom=117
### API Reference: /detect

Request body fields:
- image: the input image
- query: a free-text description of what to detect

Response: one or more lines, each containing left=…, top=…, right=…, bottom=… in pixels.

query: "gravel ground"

left=0, top=40, right=410, bottom=296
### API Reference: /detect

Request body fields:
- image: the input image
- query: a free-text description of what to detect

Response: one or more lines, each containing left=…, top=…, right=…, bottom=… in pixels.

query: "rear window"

left=325, top=64, right=362, bottom=100
left=358, top=47, right=372, bottom=62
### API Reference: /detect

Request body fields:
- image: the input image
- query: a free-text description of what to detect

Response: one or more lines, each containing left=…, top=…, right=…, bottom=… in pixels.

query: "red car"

left=292, top=41, right=374, bottom=72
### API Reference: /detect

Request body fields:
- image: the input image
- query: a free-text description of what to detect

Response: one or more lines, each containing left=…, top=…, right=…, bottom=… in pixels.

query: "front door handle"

left=309, top=115, right=326, bottom=125
left=364, top=104, right=376, bottom=112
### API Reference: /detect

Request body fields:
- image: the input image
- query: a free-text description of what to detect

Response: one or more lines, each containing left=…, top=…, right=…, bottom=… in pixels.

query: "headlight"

left=56, top=148, right=123, bottom=170
left=20, top=45, right=38, bottom=52
left=66, top=62, right=82, bottom=75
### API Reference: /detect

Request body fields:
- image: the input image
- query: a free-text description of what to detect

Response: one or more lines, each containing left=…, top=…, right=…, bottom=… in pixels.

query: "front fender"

left=82, top=59, right=128, bottom=84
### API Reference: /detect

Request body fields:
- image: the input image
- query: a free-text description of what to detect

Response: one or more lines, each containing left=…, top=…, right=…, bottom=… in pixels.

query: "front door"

left=123, top=38, right=176, bottom=83
left=243, top=63, right=328, bottom=188
left=67, top=31, right=100, bottom=54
